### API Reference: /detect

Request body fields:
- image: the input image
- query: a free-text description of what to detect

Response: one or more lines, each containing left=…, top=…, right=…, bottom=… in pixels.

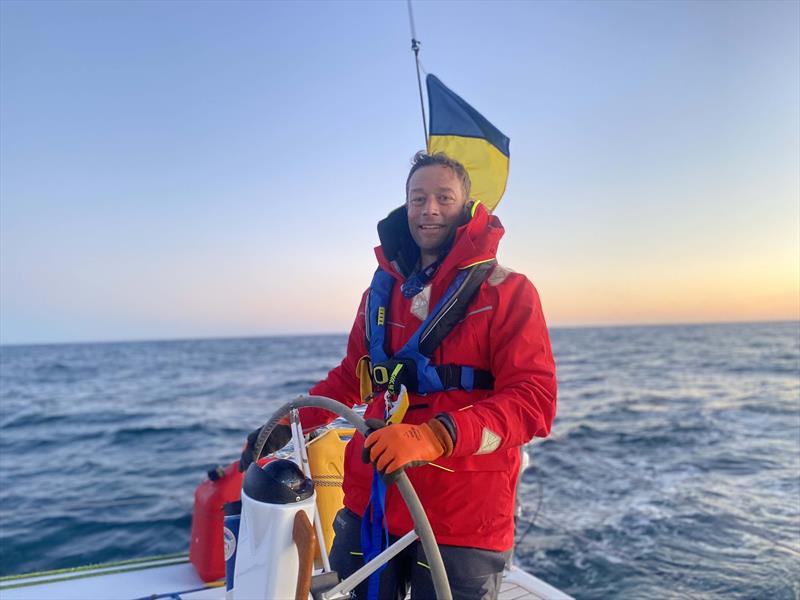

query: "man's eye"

left=411, top=197, right=425, bottom=204
left=439, top=196, right=455, bottom=204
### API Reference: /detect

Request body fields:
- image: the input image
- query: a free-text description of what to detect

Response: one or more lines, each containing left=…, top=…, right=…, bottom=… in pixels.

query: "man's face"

left=406, top=165, right=469, bottom=259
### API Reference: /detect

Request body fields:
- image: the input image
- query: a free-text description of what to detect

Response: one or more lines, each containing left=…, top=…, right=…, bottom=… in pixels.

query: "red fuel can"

left=189, top=461, right=246, bottom=582
left=189, top=458, right=273, bottom=581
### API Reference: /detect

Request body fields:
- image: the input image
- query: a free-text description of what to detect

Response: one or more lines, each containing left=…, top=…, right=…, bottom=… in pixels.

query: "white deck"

left=0, top=554, right=572, bottom=600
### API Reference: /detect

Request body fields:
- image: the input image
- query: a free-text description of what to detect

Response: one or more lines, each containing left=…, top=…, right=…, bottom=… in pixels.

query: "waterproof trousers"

left=329, top=508, right=510, bottom=600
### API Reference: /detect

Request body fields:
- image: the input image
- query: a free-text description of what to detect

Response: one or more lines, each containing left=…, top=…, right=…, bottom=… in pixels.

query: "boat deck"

left=0, top=554, right=572, bottom=600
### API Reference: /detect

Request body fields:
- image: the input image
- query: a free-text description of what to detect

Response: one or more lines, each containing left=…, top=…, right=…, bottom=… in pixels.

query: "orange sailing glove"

left=363, top=419, right=454, bottom=479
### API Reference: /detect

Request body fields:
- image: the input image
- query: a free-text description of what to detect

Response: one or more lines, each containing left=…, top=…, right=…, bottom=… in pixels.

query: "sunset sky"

left=1, top=0, right=798, bottom=345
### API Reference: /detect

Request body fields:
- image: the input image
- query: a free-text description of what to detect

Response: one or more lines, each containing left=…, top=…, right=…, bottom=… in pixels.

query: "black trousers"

left=329, top=508, right=510, bottom=600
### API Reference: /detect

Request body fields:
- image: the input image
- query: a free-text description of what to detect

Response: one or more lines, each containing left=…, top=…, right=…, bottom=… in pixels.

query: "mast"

left=407, top=0, right=428, bottom=149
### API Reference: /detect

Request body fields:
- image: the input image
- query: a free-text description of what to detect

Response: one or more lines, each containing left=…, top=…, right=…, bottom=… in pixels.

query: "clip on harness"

left=365, top=259, right=497, bottom=396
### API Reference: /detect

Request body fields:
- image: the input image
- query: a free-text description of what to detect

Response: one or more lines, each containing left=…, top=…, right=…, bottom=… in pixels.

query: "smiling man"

left=241, top=152, right=557, bottom=599
left=406, top=156, right=471, bottom=268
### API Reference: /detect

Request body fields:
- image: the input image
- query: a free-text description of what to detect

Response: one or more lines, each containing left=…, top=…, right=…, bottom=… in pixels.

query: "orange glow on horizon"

left=539, top=266, right=799, bottom=327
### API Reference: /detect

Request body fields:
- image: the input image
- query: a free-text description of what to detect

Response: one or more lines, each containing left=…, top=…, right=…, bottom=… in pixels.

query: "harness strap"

left=365, top=260, right=496, bottom=395
left=360, top=470, right=389, bottom=600
left=417, top=260, right=496, bottom=356
left=356, top=355, right=374, bottom=403
left=434, top=364, right=495, bottom=391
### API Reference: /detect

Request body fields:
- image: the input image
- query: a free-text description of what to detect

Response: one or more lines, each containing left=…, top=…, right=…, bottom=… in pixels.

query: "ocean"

left=0, top=321, right=798, bottom=599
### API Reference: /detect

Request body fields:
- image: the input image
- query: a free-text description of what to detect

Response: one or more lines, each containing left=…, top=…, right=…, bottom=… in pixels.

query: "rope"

left=514, top=477, right=544, bottom=545
left=516, top=511, right=705, bottom=600
left=686, top=501, right=800, bottom=557
left=406, top=0, right=428, bottom=147
left=513, top=468, right=709, bottom=597
left=529, top=433, right=799, bottom=596
left=515, top=482, right=800, bottom=598
left=312, top=475, right=344, bottom=488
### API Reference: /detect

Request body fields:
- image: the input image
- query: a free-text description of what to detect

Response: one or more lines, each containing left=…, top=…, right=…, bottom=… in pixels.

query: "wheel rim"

left=252, top=394, right=452, bottom=600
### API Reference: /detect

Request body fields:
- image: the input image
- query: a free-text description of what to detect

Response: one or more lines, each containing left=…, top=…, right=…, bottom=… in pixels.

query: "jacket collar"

left=374, top=202, right=504, bottom=281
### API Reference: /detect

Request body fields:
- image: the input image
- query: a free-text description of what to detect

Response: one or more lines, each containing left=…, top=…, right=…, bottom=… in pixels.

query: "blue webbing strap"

left=395, top=268, right=470, bottom=393
left=359, top=396, right=394, bottom=600
left=368, top=266, right=490, bottom=394
left=368, top=267, right=470, bottom=393
left=360, top=466, right=390, bottom=599
left=459, top=366, right=475, bottom=391
left=367, top=269, right=394, bottom=364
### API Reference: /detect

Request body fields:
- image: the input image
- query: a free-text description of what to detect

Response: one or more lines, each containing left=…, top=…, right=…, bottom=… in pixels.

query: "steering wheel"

left=252, top=394, right=452, bottom=600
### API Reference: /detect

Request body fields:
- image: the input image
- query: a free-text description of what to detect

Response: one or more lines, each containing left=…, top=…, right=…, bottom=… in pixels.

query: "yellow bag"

left=307, top=428, right=354, bottom=558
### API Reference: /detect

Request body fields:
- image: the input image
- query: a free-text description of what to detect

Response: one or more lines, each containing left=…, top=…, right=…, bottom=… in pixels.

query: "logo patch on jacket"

left=476, top=428, right=501, bottom=455
left=410, top=285, right=431, bottom=320
left=488, top=264, right=514, bottom=286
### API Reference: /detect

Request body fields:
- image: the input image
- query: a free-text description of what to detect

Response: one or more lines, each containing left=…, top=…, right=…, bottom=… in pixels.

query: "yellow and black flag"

left=426, top=74, right=510, bottom=212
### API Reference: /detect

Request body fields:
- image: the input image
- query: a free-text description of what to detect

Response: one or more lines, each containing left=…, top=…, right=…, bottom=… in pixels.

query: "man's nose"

left=422, top=196, right=440, bottom=214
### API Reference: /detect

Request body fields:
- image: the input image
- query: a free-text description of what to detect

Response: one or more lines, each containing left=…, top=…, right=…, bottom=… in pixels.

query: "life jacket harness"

left=364, top=259, right=497, bottom=396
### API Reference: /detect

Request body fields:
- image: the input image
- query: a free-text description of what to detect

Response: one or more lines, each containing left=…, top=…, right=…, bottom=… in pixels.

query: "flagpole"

left=407, top=0, right=428, bottom=149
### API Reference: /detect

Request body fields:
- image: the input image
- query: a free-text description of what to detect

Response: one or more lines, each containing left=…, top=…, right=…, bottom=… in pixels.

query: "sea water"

left=0, top=321, right=798, bottom=599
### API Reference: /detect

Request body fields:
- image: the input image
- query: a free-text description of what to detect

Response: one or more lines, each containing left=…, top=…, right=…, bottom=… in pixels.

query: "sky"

left=0, top=0, right=798, bottom=345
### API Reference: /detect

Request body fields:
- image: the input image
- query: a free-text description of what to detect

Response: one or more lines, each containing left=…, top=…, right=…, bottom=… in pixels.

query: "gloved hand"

left=361, top=418, right=388, bottom=464
left=363, top=419, right=454, bottom=481
left=239, top=417, right=292, bottom=472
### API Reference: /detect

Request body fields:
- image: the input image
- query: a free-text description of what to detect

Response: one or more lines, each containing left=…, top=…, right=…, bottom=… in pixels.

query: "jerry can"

left=189, top=461, right=244, bottom=582
left=189, top=457, right=272, bottom=582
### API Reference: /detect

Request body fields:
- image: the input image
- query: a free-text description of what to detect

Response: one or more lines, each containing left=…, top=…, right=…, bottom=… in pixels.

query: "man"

left=241, top=152, right=557, bottom=599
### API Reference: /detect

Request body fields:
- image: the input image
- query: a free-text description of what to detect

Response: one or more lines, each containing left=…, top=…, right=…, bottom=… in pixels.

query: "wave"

left=274, top=378, right=319, bottom=392
left=109, top=423, right=211, bottom=446
left=1, top=325, right=798, bottom=597
left=32, top=362, right=98, bottom=383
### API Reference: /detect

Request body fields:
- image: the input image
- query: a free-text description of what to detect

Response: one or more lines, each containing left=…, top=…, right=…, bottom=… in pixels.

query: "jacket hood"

left=374, top=202, right=504, bottom=280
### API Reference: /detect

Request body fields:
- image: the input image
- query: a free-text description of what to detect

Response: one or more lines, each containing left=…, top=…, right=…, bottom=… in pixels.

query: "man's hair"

left=405, top=151, right=471, bottom=200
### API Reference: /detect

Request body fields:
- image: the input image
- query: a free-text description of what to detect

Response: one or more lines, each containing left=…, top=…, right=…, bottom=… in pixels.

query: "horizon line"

left=1, top=317, right=797, bottom=349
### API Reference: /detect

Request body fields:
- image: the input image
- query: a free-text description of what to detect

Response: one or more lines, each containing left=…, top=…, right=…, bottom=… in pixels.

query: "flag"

left=426, top=74, right=510, bottom=212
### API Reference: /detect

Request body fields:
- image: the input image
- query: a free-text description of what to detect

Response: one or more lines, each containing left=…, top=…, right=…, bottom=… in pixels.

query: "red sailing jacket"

left=302, top=203, right=556, bottom=551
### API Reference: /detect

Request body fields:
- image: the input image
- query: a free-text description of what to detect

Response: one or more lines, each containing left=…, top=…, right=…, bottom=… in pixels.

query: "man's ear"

left=460, top=200, right=475, bottom=226
left=466, top=199, right=477, bottom=217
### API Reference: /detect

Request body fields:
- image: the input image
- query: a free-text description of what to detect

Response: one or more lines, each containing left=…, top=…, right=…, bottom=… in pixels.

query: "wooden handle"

left=293, top=510, right=316, bottom=600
